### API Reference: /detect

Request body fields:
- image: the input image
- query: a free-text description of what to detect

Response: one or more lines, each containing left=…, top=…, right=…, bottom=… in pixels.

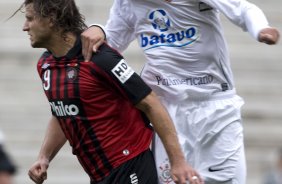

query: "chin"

left=31, top=42, right=41, bottom=48
left=31, top=44, right=38, bottom=48
left=30, top=41, right=36, bottom=48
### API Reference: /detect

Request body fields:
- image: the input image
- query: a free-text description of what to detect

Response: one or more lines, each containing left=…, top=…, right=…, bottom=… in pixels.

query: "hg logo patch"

left=111, top=59, right=134, bottom=83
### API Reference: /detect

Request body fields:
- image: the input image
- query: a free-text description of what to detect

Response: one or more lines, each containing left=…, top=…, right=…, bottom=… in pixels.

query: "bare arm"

left=81, top=1, right=136, bottom=61
left=28, top=116, right=67, bottom=184
left=136, top=92, right=203, bottom=184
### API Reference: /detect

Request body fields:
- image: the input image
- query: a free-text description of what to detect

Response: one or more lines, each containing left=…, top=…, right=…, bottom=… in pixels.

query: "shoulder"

left=90, top=43, right=124, bottom=71
left=38, top=51, right=52, bottom=64
left=37, top=51, right=52, bottom=73
left=40, top=51, right=52, bottom=60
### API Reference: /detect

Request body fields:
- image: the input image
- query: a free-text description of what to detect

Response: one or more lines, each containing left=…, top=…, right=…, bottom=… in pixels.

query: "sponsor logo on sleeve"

left=111, top=59, right=134, bottom=83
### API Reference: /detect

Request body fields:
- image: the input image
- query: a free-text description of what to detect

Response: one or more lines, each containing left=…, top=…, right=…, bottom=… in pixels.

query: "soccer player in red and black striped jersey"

left=22, top=0, right=203, bottom=184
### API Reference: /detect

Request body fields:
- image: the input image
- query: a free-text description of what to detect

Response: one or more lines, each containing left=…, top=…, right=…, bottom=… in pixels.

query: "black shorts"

left=94, top=149, right=158, bottom=184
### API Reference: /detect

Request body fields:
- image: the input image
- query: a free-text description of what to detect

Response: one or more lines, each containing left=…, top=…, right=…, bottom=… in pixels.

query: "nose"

left=22, top=21, right=28, bottom=32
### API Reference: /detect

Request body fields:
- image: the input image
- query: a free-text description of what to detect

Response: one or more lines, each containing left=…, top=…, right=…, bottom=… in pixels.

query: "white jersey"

left=105, top=0, right=269, bottom=101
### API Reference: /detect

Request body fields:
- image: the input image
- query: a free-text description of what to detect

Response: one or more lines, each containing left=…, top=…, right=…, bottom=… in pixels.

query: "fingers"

left=92, top=39, right=105, bottom=53
left=86, top=40, right=95, bottom=62
left=188, top=174, right=204, bottom=184
left=28, top=163, right=48, bottom=184
left=258, top=27, right=280, bottom=45
left=171, top=173, right=186, bottom=184
left=81, top=35, right=97, bottom=61
left=28, top=169, right=47, bottom=184
left=81, top=35, right=90, bottom=61
left=81, top=26, right=106, bottom=62
left=81, top=30, right=96, bottom=62
left=260, top=34, right=276, bottom=44
left=171, top=170, right=204, bottom=184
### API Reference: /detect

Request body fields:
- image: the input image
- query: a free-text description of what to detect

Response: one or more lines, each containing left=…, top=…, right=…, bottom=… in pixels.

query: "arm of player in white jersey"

left=81, top=0, right=136, bottom=60
left=201, top=0, right=269, bottom=40
left=105, top=0, right=136, bottom=52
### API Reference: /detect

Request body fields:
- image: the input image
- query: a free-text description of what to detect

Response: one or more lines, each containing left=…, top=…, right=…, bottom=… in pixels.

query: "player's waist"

left=149, top=83, right=237, bottom=102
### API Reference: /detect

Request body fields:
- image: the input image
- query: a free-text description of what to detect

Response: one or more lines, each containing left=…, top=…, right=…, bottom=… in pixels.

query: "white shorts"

left=153, top=94, right=246, bottom=184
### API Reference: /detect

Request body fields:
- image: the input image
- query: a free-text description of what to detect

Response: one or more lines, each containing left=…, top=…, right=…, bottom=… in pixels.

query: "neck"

left=48, top=32, right=77, bottom=57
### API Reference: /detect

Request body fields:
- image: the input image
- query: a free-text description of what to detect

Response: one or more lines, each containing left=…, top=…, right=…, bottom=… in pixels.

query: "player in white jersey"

left=81, top=0, right=280, bottom=183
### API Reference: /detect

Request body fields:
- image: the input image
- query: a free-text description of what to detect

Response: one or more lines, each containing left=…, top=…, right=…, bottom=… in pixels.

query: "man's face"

left=22, top=3, right=53, bottom=48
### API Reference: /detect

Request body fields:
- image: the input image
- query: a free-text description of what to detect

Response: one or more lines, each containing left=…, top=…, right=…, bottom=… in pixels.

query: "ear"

left=47, top=15, right=55, bottom=28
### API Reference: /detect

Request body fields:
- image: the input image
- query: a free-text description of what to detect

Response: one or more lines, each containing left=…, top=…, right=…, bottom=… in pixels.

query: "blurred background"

left=0, top=0, right=281, bottom=183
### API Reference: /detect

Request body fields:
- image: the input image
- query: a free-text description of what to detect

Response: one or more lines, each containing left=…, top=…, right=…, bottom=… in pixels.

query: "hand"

left=170, top=161, right=204, bottom=184
left=28, top=158, right=49, bottom=184
left=258, top=27, right=280, bottom=45
left=81, top=26, right=106, bottom=61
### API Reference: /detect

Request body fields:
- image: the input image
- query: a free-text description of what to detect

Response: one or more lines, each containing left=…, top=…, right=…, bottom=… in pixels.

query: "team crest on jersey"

left=141, top=9, right=199, bottom=50
left=66, top=67, right=78, bottom=81
left=149, top=9, right=170, bottom=32
left=159, top=158, right=173, bottom=183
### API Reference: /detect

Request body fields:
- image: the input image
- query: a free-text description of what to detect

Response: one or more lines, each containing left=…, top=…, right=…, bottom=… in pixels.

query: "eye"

left=25, top=14, right=34, bottom=21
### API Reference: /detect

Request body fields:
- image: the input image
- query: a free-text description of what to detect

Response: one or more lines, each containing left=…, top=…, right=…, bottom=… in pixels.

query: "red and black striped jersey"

left=37, top=38, right=153, bottom=182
